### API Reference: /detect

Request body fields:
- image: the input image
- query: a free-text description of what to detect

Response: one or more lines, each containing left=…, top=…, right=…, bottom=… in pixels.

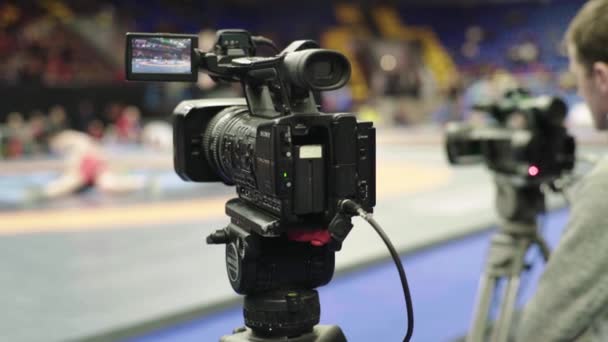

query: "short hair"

left=566, top=0, right=608, bottom=72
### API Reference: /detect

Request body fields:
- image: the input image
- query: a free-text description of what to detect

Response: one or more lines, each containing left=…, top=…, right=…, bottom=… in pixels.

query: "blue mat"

left=126, top=209, right=569, bottom=342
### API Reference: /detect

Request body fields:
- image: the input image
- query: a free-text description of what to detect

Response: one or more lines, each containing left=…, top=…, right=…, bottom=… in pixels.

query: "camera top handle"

left=194, top=29, right=351, bottom=118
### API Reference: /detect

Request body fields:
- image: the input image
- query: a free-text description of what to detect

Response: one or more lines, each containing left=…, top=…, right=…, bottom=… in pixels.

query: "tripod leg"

left=467, top=274, right=498, bottom=342
left=491, top=275, right=521, bottom=342
left=535, top=235, right=551, bottom=262
left=491, top=235, right=531, bottom=342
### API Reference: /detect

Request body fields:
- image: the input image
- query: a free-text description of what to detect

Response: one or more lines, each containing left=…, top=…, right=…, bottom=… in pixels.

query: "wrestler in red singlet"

left=78, top=153, right=107, bottom=189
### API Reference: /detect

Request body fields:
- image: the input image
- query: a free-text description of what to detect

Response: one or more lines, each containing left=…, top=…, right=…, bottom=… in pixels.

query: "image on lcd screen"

left=131, top=37, right=191, bottom=74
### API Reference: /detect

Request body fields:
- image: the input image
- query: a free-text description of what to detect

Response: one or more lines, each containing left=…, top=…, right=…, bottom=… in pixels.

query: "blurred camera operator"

left=517, top=1, right=608, bottom=341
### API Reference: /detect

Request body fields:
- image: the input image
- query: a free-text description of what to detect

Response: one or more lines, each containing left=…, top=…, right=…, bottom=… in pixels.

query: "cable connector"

left=338, top=199, right=360, bottom=213
left=339, top=199, right=372, bottom=220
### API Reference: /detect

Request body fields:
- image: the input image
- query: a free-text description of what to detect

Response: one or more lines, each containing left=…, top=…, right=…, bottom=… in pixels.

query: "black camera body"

left=446, top=89, right=575, bottom=181
left=164, top=29, right=376, bottom=233
left=175, top=99, right=375, bottom=230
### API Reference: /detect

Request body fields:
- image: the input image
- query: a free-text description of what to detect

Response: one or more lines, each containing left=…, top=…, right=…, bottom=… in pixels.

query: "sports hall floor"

left=0, top=129, right=581, bottom=341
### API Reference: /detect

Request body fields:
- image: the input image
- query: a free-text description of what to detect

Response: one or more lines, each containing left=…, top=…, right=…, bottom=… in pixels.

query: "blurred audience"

left=0, top=0, right=588, bottom=155
left=115, top=106, right=141, bottom=143
left=0, top=2, right=115, bottom=86
left=0, top=102, right=148, bottom=159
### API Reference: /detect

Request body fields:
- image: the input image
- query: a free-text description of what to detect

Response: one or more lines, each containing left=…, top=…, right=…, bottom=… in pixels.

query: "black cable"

left=340, top=200, right=414, bottom=342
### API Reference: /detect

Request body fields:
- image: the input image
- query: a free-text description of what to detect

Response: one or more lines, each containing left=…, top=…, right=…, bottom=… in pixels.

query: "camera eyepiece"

left=283, top=49, right=351, bottom=91
left=522, top=96, right=568, bottom=127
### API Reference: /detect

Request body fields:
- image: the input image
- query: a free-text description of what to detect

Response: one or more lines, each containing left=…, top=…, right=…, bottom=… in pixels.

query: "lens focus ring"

left=203, top=106, right=249, bottom=184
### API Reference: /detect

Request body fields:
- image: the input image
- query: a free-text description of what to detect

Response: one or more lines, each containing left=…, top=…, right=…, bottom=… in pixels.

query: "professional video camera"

left=126, top=30, right=412, bottom=342
left=127, top=31, right=375, bottom=229
left=445, top=90, right=576, bottom=342
left=445, top=89, right=575, bottom=181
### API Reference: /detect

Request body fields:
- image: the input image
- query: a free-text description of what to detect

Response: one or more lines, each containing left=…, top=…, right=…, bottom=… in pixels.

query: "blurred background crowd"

left=0, top=0, right=587, bottom=159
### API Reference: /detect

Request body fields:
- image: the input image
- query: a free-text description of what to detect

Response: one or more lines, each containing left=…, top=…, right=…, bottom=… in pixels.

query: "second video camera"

left=446, top=89, right=576, bottom=181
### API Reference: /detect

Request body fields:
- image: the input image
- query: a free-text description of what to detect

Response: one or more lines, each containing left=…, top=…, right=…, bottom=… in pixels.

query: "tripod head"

left=493, top=174, right=545, bottom=224
left=206, top=198, right=356, bottom=339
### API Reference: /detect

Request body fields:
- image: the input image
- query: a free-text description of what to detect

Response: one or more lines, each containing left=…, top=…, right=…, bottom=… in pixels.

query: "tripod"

left=466, top=176, right=551, bottom=342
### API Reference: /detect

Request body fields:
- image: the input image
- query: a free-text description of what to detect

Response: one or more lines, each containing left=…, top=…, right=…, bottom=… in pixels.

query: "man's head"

left=566, top=0, right=608, bottom=130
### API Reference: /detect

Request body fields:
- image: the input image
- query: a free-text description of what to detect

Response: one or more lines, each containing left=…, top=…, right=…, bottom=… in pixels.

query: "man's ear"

left=592, top=61, right=608, bottom=93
